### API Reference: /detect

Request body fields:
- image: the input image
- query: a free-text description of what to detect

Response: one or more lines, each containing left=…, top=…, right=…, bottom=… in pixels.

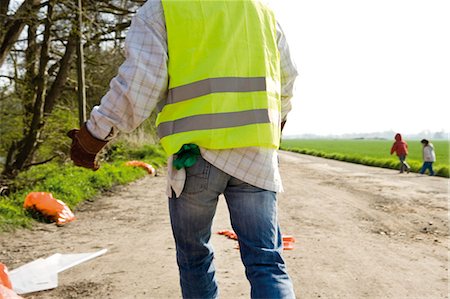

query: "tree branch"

left=22, top=154, right=58, bottom=170
left=0, top=74, right=15, bottom=80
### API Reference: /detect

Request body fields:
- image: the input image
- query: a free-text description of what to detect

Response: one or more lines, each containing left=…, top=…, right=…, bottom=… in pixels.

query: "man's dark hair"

left=421, top=139, right=429, bottom=145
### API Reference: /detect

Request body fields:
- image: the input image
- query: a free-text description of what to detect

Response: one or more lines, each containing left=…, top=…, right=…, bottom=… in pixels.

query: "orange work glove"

left=67, top=123, right=108, bottom=170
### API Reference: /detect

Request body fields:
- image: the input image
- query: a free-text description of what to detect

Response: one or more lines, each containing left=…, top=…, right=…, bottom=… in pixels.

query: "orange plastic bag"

left=0, top=263, right=12, bottom=289
left=282, top=235, right=296, bottom=250
left=125, top=161, right=156, bottom=175
left=0, top=263, right=23, bottom=299
left=217, top=230, right=238, bottom=240
left=23, top=192, right=75, bottom=226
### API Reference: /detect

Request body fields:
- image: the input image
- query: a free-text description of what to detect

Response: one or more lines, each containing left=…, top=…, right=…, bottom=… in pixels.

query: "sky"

left=269, top=0, right=450, bottom=136
left=3, top=0, right=449, bottom=137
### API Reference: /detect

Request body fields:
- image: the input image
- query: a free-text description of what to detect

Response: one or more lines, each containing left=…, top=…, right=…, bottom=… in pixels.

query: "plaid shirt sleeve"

left=87, top=1, right=168, bottom=140
left=277, top=22, right=298, bottom=121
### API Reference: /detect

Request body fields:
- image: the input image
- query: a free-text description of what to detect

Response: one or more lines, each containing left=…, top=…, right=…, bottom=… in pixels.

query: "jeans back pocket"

left=183, top=156, right=210, bottom=194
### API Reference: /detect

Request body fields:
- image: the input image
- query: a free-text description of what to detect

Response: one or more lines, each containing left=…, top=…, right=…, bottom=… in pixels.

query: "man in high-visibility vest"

left=68, top=1, right=297, bottom=298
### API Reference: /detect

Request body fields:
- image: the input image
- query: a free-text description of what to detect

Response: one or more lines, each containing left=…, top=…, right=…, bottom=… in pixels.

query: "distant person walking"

left=419, top=139, right=436, bottom=176
left=390, top=133, right=411, bottom=173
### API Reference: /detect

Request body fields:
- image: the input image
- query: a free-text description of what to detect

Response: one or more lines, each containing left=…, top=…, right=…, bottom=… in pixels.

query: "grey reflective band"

left=156, top=100, right=166, bottom=113
left=167, top=77, right=266, bottom=104
left=158, top=109, right=270, bottom=138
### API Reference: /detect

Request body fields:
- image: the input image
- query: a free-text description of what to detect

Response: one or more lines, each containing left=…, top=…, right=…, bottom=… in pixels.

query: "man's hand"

left=67, top=123, right=108, bottom=170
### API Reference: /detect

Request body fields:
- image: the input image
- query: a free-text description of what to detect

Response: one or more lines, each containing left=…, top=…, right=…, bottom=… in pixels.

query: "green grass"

left=0, top=144, right=167, bottom=232
left=281, top=139, right=449, bottom=177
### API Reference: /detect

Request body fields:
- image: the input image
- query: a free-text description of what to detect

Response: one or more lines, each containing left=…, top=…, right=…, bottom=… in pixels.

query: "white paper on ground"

left=9, top=248, right=107, bottom=295
left=8, top=258, right=59, bottom=295
left=47, top=248, right=108, bottom=273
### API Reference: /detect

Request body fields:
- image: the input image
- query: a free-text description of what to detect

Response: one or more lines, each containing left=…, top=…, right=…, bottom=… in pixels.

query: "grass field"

left=281, top=139, right=449, bottom=177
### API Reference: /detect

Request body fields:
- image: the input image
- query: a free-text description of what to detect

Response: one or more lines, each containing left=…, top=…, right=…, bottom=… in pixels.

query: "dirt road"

left=1, top=151, right=448, bottom=299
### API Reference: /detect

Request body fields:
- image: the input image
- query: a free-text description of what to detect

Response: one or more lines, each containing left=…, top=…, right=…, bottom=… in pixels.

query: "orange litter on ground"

left=0, top=263, right=23, bottom=298
left=217, top=230, right=238, bottom=240
left=23, top=192, right=75, bottom=226
left=125, top=161, right=156, bottom=175
left=217, top=230, right=296, bottom=250
left=0, top=263, right=12, bottom=290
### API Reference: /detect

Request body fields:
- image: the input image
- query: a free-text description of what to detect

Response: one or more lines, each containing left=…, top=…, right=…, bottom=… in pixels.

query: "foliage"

left=0, top=144, right=166, bottom=232
left=36, top=107, right=79, bottom=161
left=281, top=139, right=449, bottom=178
left=0, top=91, right=23, bottom=158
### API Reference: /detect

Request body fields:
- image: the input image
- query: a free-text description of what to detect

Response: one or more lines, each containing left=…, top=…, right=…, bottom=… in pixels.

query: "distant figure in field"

left=390, top=133, right=411, bottom=173
left=419, top=139, right=436, bottom=176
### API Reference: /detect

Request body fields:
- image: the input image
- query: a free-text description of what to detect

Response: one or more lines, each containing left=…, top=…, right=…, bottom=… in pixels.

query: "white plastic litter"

left=9, top=248, right=107, bottom=295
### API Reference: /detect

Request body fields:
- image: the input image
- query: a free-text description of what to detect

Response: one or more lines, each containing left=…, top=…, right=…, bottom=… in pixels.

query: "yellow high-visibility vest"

left=158, top=0, right=281, bottom=155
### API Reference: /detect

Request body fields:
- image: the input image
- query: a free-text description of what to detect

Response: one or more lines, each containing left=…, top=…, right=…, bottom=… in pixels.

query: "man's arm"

left=87, top=1, right=168, bottom=141
left=276, top=22, right=298, bottom=128
left=68, top=2, right=168, bottom=169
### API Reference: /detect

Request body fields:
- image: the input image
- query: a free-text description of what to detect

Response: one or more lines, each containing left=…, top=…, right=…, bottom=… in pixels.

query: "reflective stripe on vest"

left=160, top=0, right=281, bottom=155
left=167, top=77, right=266, bottom=105
left=158, top=109, right=270, bottom=138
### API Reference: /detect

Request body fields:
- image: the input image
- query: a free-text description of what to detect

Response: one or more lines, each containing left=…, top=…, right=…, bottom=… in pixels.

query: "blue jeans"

left=169, top=156, right=295, bottom=299
left=420, top=162, right=435, bottom=175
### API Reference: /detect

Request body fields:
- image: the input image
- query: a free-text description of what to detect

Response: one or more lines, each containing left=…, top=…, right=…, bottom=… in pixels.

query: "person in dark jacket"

left=390, top=133, right=411, bottom=173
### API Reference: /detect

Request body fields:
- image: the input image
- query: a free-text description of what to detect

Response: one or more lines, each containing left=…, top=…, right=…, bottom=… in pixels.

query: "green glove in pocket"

left=173, top=144, right=201, bottom=170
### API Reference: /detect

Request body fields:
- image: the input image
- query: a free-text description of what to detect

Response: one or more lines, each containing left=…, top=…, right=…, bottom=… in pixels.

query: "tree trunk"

left=44, top=35, right=77, bottom=115
left=22, top=21, right=38, bottom=123
left=1, top=0, right=53, bottom=178
left=0, top=0, right=40, bottom=67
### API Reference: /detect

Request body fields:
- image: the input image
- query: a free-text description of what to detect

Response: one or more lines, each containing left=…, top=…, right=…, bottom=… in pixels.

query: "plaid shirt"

left=87, top=1, right=298, bottom=197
